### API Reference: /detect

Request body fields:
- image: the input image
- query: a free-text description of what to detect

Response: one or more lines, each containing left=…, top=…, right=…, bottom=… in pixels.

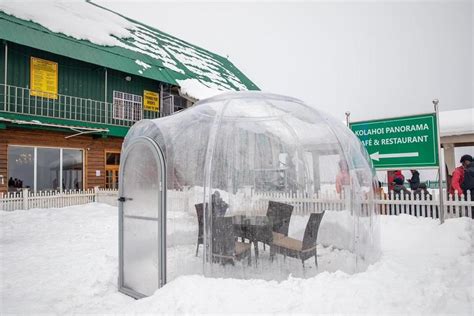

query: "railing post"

left=4, top=42, right=8, bottom=111
left=22, top=188, right=29, bottom=210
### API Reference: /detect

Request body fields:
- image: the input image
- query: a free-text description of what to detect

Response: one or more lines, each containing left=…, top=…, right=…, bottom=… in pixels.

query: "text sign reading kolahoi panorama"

left=350, top=113, right=439, bottom=169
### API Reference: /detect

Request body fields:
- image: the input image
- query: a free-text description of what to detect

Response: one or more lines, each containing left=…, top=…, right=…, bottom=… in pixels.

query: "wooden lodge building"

left=0, top=2, right=258, bottom=193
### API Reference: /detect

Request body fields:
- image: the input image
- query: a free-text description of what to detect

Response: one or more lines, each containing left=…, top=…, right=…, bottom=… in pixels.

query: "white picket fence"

left=250, top=190, right=473, bottom=219
left=1, top=186, right=472, bottom=220
left=0, top=187, right=118, bottom=211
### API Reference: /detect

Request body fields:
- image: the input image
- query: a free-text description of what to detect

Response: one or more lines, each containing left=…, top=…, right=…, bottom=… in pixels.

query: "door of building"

left=105, top=151, right=120, bottom=189
left=118, top=136, right=166, bottom=299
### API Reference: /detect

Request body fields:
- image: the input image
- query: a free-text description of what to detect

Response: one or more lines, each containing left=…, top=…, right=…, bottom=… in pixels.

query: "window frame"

left=113, top=90, right=143, bottom=122
left=105, top=150, right=121, bottom=189
left=7, top=145, right=85, bottom=192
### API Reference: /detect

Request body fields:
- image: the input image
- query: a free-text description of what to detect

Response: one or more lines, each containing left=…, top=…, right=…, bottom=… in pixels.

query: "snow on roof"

left=439, top=108, right=474, bottom=137
left=0, top=0, right=258, bottom=96
left=176, top=79, right=225, bottom=100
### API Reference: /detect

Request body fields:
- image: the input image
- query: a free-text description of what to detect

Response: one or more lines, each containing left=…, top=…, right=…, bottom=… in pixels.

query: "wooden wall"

left=0, top=127, right=123, bottom=193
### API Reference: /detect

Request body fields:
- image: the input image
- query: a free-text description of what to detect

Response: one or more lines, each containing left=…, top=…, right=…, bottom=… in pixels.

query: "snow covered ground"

left=1, top=203, right=472, bottom=314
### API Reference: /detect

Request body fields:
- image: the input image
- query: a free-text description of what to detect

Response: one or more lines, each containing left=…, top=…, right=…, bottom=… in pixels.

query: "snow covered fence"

left=0, top=187, right=118, bottom=211
left=95, top=188, right=119, bottom=206
left=239, top=189, right=473, bottom=219
left=377, top=190, right=474, bottom=219
left=251, top=191, right=347, bottom=215
left=1, top=186, right=472, bottom=219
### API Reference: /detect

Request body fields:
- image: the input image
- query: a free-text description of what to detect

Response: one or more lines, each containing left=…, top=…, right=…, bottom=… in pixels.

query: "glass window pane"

left=106, top=152, right=120, bottom=165
left=62, top=149, right=83, bottom=190
left=7, top=146, right=34, bottom=191
left=37, top=148, right=60, bottom=191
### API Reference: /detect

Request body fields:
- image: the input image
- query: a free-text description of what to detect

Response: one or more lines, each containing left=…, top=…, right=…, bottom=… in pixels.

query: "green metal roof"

left=0, top=2, right=259, bottom=92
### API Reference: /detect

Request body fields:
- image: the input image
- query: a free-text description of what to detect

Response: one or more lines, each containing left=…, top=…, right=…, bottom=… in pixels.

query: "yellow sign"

left=30, top=57, right=58, bottom=99
left=143, top=90, right=159, bottom=112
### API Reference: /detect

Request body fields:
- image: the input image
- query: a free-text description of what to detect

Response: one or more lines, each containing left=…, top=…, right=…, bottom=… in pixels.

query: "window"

left=63, top=149, right=84, bottom=190
left=36, top=148, right=60, bottom=191
left=7, top=146, right=83, bottom=192
left=105, top=151, right=120, bottom=189
left=113, top=91, right=143, bottom=121
left=7, top=146, right=34, bottom=192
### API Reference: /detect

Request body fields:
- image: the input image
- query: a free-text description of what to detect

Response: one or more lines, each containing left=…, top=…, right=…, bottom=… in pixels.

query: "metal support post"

left=433, top=99, right=445, bottom=223
left=160, top=83, right=164, bottom=118
left=104, top=68, right=108, bottom=124
left=4, top=41, right=8, bottom=111
left=345, top=111, right=351, bottom=127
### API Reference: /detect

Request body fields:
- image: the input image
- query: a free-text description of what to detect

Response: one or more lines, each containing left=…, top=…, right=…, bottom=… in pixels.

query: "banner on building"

left=143, top=90, right=159, bottom=112
left=30, top=57, right=58, bottom=99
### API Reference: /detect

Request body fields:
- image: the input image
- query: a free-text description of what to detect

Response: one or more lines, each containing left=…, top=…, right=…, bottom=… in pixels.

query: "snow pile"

left=176, top=78, right=225, bottom=100
left=1, top=204, right=472, bottom=314
left=0, top=1, right=250, bottom=95
left=440, top=108, right=474, bottom=137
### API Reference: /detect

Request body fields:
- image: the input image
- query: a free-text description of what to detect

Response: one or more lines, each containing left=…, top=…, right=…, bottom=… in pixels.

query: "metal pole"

left=104, top=68, right=108, bottom=124
left=4, top=41, right=8, bottom=111
left=433, top=99, right=445, bottom=224
left=59, top=148, right=63, bottom=192
left=345, top=111, right=351, bottom=127
left=160, top=83, right=163, bottom=118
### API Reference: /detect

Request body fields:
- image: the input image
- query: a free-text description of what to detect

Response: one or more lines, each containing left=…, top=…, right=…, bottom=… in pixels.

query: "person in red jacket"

left=336, top=160, right=350, bottom=194
left=450, top=154, right=473, bottom=196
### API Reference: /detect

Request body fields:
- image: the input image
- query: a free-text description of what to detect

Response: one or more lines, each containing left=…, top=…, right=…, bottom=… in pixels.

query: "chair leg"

left=195, top=243, right=199, bottom=256
left=263, top=243, right=266, bottom=251
left=314, top=250, right=318, bottom=268
left=302, top=258, right=305, bottom=268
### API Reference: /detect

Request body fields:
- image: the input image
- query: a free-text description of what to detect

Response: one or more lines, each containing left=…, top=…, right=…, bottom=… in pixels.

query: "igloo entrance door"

left=118, top=136, right=167, bottom=299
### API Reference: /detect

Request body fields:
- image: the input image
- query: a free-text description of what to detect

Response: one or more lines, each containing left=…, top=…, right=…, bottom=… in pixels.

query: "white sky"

left=96, top=0, right=473, bottom=122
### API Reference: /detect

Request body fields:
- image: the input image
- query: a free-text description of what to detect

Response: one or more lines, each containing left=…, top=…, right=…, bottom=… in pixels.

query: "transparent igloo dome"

left=118, top=92, right=380, bottom=298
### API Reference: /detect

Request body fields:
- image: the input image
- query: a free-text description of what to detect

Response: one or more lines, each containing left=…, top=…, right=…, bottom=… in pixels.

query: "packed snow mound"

left=0, top=0, right=250, bottom=94
left=0, top=204, right=472, bottom=314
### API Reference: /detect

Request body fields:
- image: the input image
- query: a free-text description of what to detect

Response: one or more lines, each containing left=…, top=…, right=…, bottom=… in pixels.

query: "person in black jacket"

left=413, top=183, right=434, bottom=217
left=408, top=169, right=420, bottom=191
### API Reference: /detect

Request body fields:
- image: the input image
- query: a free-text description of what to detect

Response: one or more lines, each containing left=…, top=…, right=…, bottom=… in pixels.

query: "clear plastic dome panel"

left=120, top=92, right=380, bottom=294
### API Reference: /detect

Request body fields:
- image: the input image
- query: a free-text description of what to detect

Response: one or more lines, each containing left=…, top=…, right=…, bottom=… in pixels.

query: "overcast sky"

left=96, top=0, right=472, bottom=122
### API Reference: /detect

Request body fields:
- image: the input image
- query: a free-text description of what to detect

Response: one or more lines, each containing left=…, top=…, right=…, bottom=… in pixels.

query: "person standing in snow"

left=413, top=183, right=434, bottom=217
left=408, top=169, right=420, bottom=191
left=391, top=177, right=410, bottom=198
left=450, top=154, right=472, bottom=197
left=389, top=177, right=411, bottom=214
left=460, top=159, right=474, bottom=218
left=335, top=160, right=350, bottom=194
left=388, top=170, right=405, bottom=191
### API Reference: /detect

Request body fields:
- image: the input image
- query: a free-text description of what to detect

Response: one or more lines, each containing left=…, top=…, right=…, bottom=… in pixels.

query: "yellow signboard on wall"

left=143, top=90, right=159, bottom=112
left=30, top=57, right=58, bottom=99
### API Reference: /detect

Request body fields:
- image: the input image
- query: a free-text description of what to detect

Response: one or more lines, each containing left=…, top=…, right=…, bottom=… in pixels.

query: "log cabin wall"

left=0, top=127, right=123, bottom=193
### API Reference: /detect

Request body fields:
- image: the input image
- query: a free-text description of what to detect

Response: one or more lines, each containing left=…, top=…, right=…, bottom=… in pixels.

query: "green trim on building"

left=0, top=2, right=259, bottom=137
left=0, top=3, right=259, bottom=91
left=0, top=112, right=129, bottom=137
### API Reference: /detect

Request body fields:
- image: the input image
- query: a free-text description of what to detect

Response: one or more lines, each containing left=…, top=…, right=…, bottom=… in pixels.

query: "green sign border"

left=350, top=113, right=439, bottom=170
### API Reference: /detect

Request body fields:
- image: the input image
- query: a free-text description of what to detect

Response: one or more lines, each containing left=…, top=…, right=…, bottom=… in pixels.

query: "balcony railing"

left=0, top=84, right=160, bottom=128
